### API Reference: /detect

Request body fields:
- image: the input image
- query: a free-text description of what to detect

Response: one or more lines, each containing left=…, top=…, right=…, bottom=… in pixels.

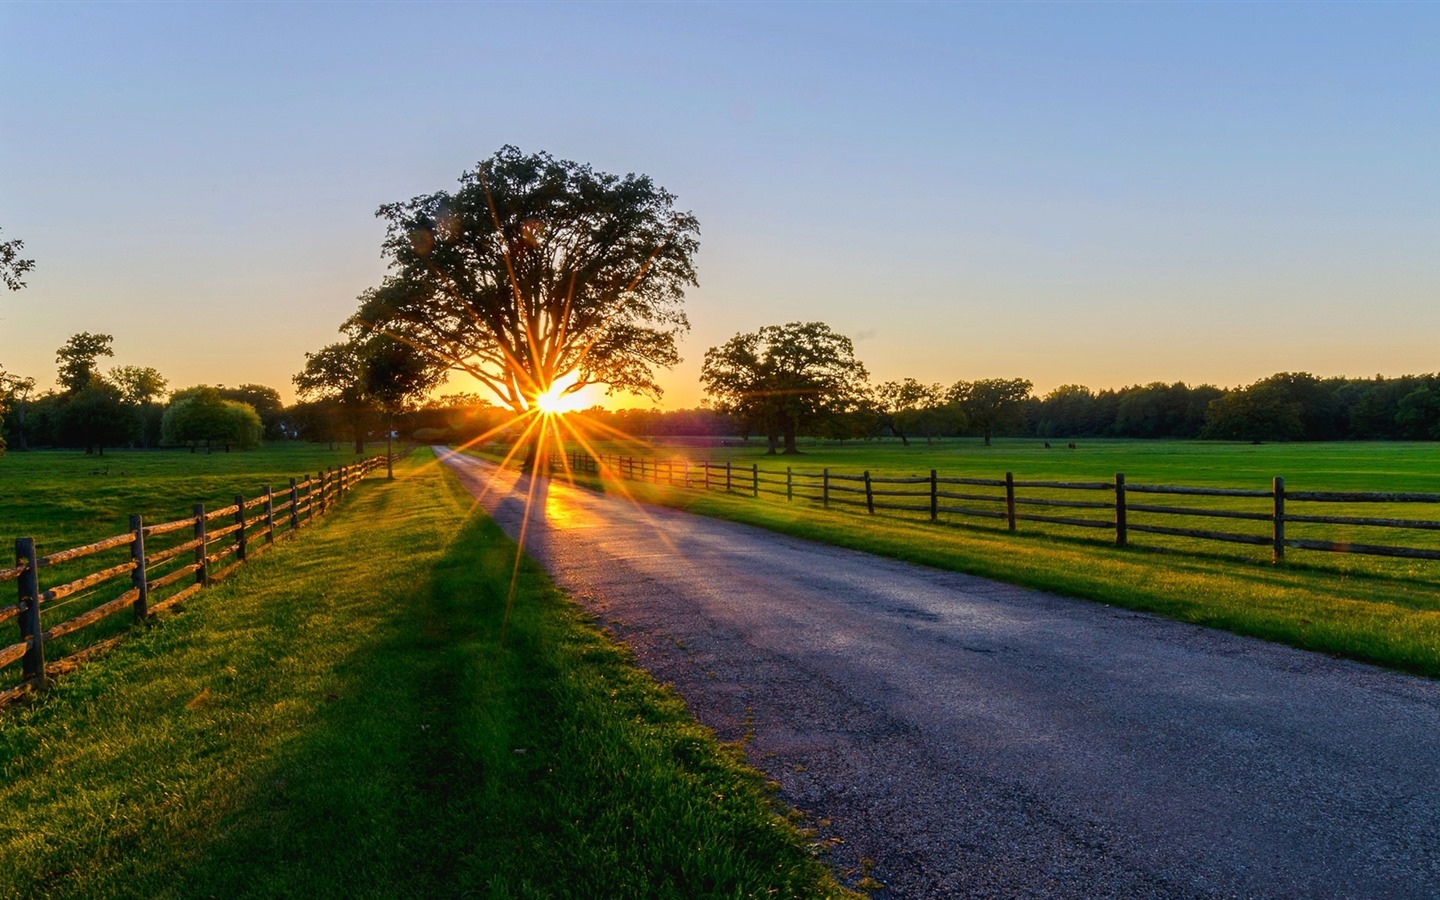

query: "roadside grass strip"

left=0, top=451, right=852, bottom=898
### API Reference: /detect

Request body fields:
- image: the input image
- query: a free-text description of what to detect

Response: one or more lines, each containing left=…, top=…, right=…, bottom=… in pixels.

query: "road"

left=438, top=449, right=1440, bottom=898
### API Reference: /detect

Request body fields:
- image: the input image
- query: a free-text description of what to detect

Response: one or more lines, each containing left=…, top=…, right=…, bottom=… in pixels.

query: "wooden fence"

left=554, top=451, right=1440, bottom=568
left=0, top=453, right=394, bottom=703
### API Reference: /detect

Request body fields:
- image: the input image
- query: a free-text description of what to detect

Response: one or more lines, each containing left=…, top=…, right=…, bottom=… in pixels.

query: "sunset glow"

left=533, top=372, right=584, bottom=416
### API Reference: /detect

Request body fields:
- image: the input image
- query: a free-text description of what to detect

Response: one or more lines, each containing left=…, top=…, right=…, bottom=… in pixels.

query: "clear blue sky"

left=2, top=1, right=1436, bottom=407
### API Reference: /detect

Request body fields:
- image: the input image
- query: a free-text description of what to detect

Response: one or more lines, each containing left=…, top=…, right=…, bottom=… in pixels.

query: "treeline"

left=576, top=372, right=1440, bottom=445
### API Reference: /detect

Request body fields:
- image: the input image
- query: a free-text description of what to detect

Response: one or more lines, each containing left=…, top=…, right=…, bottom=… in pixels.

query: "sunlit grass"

left=0, top=450, right=854, bottom=898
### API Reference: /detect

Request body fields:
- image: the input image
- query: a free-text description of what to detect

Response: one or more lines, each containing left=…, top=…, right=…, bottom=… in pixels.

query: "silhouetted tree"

left=55, top=332, right=115, bottom=395
left=947, top=378, right=1032, bottom=446
left=701, top=322, right=869, bottom=454
left=351, top=146, right=700, bottom=470
left=0, top=227, right=35, bottom=292
left=110, top=365, right=169, bottom=448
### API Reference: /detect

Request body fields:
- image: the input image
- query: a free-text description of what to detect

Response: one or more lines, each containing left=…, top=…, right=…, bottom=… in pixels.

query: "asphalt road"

left=438, top=449, right=1440, bottom=898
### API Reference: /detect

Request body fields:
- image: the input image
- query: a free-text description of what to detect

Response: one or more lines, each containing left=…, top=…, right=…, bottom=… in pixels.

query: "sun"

left=534, top=372, right=584, bottom=415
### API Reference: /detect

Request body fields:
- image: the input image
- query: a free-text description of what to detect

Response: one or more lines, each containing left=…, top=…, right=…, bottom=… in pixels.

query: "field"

left=0, top=443, right=389, bottom=553
left=487, top=437, right=1440, bottom=677
left=0, top=449, right=851, bottom=897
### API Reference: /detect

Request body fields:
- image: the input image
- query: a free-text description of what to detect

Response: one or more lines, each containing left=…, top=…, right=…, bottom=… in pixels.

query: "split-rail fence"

left=0, top=454, right=393, bottom=702
left=553, top=452, right=1440, bottom=569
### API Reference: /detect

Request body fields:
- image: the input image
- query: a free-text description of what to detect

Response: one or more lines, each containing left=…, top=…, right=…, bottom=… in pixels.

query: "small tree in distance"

left=947, top=378, right=1033, bottom=447
left=701, top=322, right=869, bottom=455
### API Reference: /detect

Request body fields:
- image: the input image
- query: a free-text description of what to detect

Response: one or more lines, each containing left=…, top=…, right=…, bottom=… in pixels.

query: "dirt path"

left=438, top=449, right=1440, bottom=898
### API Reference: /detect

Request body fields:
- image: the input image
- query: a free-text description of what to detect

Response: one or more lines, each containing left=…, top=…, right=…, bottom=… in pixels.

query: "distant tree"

left=162, top=386, right=262, bottom=452
left=110, top=365, right=169, bottom=448
left=0, top=367, right=37, bottom=452
left=947, top=378, right=1032, bottom=446
left=350, top=146, right=700, bottom=470
left=1, top=228, right=35, bottom=292
left=1395, top=385, right=1440, bottom=440
left=873, top=379, right=943, bottom=446
left=1036, top=384, right=1096, bottom=438
left=294, top=337, right=386, bottom=454
left=701, top=322, right=869, bottom=454
left=358, top=333, right=445, bottom=476
left=56, top=332, right=115, bottom=394
left=1202, top=380, right=1304, bottom=441
left=218, top=384, right=285, bottom=440
left=56, top=381, right=131, bottom=455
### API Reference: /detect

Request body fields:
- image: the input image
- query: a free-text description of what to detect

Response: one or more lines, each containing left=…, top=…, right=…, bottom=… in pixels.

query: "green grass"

left=0, top=450, right=852, bottom=898
left=0, top=443, right=390, bottom=553
left=469, top=438, right=1440, bottom=678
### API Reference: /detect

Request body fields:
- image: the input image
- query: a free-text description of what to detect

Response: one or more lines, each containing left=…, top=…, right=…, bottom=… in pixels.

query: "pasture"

left=514, top=437, right=1440, bottom=677
left=0, top=443, right=388, bottom=553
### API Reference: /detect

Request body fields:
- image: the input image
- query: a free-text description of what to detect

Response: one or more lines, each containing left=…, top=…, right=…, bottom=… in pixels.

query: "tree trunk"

left=782, top=422, right=800, bottom=454
left=984, top=429, right=992, bottom=447
left=766, top=433, right=779, bottom=455
left=353, top=426, right=364, bottom=455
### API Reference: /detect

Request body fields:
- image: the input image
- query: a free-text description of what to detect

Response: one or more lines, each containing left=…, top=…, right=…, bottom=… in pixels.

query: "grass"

left=466, top=437, right=1440, bottom=678
left=0, top=442, right=391, bottom=553
left=0, top=450, right=853, bottom=898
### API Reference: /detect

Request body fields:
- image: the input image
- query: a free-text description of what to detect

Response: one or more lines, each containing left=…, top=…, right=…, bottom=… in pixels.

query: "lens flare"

left=534, top=372, right=583, bottom=415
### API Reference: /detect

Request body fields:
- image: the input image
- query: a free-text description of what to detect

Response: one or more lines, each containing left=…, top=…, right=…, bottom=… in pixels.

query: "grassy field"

left=0, top=443, right=391, bottom=553
left=471, top=437, right=1440, bottom=678
left=0, top=449, right=853, bottom=898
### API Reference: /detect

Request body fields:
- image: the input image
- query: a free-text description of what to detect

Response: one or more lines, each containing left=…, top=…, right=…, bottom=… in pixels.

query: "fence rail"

left=552, top=451, right=1440, bottom=569
left=2, top=453, right=398, bottom=704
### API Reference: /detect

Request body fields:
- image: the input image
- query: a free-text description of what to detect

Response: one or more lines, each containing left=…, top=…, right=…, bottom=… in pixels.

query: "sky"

left=2, top=1, right=1436, bottom=409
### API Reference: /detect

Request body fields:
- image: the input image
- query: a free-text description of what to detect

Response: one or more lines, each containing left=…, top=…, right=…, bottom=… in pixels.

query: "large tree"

left=947, top=378, right=1033, bottom=446
left=350, top=146, right=700, bottom=467
left=1, top=227, right=35, bottom=292
left=701, top=322, right=869, bottom=454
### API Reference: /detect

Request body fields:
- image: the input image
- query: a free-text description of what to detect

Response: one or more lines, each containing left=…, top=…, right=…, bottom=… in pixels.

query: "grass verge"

left=0, top=451, right=853, bottom=898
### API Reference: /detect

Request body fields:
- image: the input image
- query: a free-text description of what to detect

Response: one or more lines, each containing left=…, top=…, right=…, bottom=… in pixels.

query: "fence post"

left=704, top=461, right=711, bottom=492
left=1114, top=473, right=1127, bottom=546
left=823, top=468, right=830, bottom=509
left=864, top=471, right=875, bottom=514
left=753, top=464, right=759, bottom=498
left=129, top=515, right=148, bottom=621
left=1005, top=472, right=1016, bottom=532
left=193, top=504, right=209, bottom=586
left=264, top=486, right=275, bottom=544
left=1273, top=476, right=1286, bottom=564
left=930, top=469, right=938, bottom=522
left=684, top=459, right=690, bottom=488
left=289, top=478, right=300, bottom=532
left=16, top=537, right=45, bottom=684
left=726, top=461, right=732, bottom=493
left=787, top=466, right=793, bottom=502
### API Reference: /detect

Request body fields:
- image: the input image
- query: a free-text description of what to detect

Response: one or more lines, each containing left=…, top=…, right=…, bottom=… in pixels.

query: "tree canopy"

left=56, top=332, right=115, bottom=394
left=295, top=330, right=443, bottom=452
left=162, top=387, right=262, bottom=452
left=947, top=378, right=1032, bottom=446
left=0, top=227, right=35, bottom=292
left=350, top=146, right=700, bottom=419
left=701, top=322, right=869, bottom=454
